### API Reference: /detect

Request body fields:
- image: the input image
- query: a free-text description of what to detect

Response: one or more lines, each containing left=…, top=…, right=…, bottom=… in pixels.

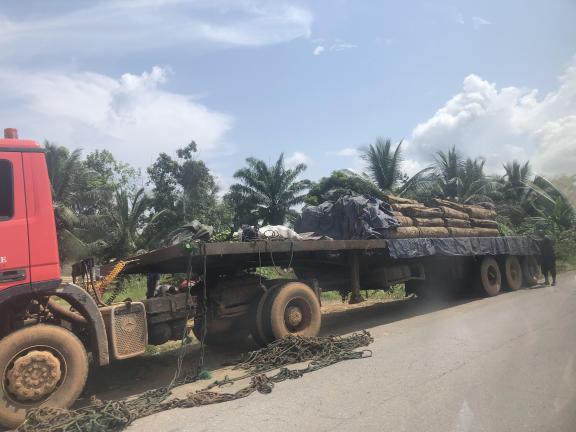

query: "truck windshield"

left=0, top=160, right=13, bottom=220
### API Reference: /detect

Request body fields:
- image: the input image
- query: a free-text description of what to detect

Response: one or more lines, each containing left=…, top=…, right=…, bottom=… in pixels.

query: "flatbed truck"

left=0, top=129, right=541, bottom=427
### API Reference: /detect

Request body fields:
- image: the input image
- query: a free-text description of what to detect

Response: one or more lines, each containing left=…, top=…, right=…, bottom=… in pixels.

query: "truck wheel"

left=0, top=324, right=88, bottom=429
left=261, top=282, right=321, bottom=341
left=522, top=256, right=540, bottom=287
left=503, top=256, right=523, bottom=291
left=249, top=292, right=273, bottom=348
left=478, top=257, right=501, bottom=297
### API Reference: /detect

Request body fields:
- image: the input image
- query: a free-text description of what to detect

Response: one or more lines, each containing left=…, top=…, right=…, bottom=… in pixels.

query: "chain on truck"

left=0, top=128, right=542, bottom=428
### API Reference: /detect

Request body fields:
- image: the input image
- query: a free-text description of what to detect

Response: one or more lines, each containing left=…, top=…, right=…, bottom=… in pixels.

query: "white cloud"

left=328, top=147, right=364, bottom=173
left=313, top=45, right=325, bottom=56
left=286, top=151, right=311, bottom=167
left=406, top=57, right=576, bottom=176
left=330, top=147, right=359, bottom=157
left=0, top=0, right=313, bottom=62
left=0, top=66, right=232, bottom=167
left=330, top=43, right=357, bottom=52
left=311, top=40, right=357, bottom=55
left=472, top=16, right=491, bottom=30
left=456, top=13, right=465, bottom=25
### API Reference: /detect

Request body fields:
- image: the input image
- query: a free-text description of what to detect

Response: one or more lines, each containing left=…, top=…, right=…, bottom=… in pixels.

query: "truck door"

left=0, top=152, right=30, bottom=290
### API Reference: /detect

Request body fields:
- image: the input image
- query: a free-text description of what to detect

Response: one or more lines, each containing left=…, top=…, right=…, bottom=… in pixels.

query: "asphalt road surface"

left=128, top=273, right=576, bottom=432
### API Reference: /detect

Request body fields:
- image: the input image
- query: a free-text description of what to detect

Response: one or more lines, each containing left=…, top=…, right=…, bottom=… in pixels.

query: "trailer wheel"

left=0, top=324, right=88, bottom=429
left=261, top=282, right=321, bottom=341
left=478, top=257, right=501, bottom=297
left=522, top=256, right=540, bottom=287
left=503, top=256, right=523, bottom=291
left=249, top=292, right=273, bottom=347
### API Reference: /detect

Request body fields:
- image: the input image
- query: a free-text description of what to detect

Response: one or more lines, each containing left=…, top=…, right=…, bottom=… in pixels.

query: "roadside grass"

left=102, top=276, right=148, bottom=303
left=320, top=284, right=406, bottom=302
left=102, top=271, right=407, bottom=304
left=253, top=267, right=296, bottom=280
left=558, top=258, right=576, bottom=272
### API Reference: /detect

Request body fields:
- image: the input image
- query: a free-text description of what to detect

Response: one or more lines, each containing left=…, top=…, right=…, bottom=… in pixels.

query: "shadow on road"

left=80, top=288, right=501, bottom=406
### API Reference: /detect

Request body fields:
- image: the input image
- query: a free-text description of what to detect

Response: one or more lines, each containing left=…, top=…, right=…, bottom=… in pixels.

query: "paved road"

left=130, top=273, right=576, bottom=432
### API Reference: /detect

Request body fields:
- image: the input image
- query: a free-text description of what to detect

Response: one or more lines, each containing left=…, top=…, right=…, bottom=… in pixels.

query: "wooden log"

left=432, top=198, right=467, bottom=213
left=391, top=203, right=425, bottom=211
left=395, top=215, right=415, bottom=226
left=475, top=228, right=500, bottom=237
left=448, top=227, right=478, bottom=237
left=463, top=205, right=496, bottom=220
left=444, top=218, right=471, bottom=228
left=392, top=211, right=404, bottom=217
left=385, top=226, right=420, bottom=238
left=470, top=218, right=499, bottom=229
left=403, top=207, right=444, bottom=218
left=440, top=206, right=469, bottom=220
left=385, top=195, right=419, bottom=205
left=413, top=217, right=445, bottom=227
left=418, top=227, right=449, bottom=238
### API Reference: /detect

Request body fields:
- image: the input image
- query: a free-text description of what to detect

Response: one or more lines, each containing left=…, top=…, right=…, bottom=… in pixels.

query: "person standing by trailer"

left=537, top=229, right=557, bottom=286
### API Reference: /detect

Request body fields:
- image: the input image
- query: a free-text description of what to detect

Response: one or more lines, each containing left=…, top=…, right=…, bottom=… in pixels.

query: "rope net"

left=18, top=331, right=373, bottom=432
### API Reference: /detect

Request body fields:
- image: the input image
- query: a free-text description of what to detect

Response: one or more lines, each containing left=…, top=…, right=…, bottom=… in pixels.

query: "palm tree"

left=501, top=161, right=531, bottom=202
left=105, top=188, right=157, bottom=258
left=231, top=154, right=309, bottom=225
left=402, top=147, right=493, bottom=203
left=359, top=137, right=433, bottom=198
left=304, top=169, right=387, bottom=206
left=360, top=138, right=404, bottom=192
left=458, top=157, right=497, bottom=203
left=494, top=161, right=533, bottom=225
left=434, top=146, right=464, bottom=199
left=44, top=142, right=87, bottom=261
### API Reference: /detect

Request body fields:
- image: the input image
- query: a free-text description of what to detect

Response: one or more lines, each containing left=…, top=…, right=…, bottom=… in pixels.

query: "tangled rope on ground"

left=18, top=331, right=373, bottom=432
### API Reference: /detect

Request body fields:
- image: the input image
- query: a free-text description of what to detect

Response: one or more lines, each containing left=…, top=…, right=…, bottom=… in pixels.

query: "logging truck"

left=0, top=129, right=541, bottom=427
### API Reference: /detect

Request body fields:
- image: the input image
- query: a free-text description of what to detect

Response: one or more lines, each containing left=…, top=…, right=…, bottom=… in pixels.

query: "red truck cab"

left=0, top=128, right=61, bottom=292
left=0, top=129, right=111, bottom=428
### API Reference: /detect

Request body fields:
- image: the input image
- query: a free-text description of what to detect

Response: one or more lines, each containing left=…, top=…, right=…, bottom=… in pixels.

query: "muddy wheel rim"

left=283, top=298, right=312, bottom=333
left=487, top=266, right=499, bottom=285
left=3, top=346, right=67, bottom=405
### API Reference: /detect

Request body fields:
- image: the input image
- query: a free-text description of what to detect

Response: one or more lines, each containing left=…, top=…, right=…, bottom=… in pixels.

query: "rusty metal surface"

left=100, top=236, right=539, bottom=276
left=102, top=239, right=390, bottom=275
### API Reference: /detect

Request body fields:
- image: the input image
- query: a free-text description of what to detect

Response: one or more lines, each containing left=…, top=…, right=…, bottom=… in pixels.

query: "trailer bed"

left=110, top=236, right=540, bottom=275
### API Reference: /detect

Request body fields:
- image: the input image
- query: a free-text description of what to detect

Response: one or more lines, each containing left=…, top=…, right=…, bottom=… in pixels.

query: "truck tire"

left=249, top=292, right=272, bottom=348
left=522, top=256, right=540, bottom=287
left=0, top=324, right=88, bottom=429
left=503, top=256, right=523, bottom=291
left=477, top=257, right=501, bottom=297
left=260, top=282, right=321, bottom=342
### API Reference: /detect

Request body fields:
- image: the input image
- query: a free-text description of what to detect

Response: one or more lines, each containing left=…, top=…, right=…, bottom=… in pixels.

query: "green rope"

left=18, top=331, right=373, bottom=432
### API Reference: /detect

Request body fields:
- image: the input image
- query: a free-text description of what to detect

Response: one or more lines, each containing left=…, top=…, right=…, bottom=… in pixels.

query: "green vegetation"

left=46, top=136, right=575, bottom=269
left=225, top=153, right=310, bottom=226
left=320, top=285, right=405, bottom=302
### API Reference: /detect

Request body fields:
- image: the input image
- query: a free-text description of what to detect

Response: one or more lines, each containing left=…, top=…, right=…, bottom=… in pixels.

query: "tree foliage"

left=42, top=135, right=575, bottom=268
left=305, top=170, right=385, bottom=206
left=360, top=138, right=404, bottom=192
left=227, top=153, right=309, bottom=226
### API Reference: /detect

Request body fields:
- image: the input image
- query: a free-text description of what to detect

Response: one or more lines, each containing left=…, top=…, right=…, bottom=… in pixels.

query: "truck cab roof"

left=0, top=129, right=42, bottom=152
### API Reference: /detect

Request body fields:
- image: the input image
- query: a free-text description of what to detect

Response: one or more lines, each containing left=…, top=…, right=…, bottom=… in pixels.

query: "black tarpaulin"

left=295, top=195, right=400, bottom=240
left=386, top=236, right=540, bottom=259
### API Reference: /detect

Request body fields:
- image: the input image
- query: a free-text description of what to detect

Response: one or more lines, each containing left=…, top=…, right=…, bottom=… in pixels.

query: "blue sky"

left=0, top=0, right=574, bottom=189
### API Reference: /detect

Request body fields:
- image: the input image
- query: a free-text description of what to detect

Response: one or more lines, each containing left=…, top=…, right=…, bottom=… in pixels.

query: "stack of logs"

left=386, top=196, right=500, bottom=239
